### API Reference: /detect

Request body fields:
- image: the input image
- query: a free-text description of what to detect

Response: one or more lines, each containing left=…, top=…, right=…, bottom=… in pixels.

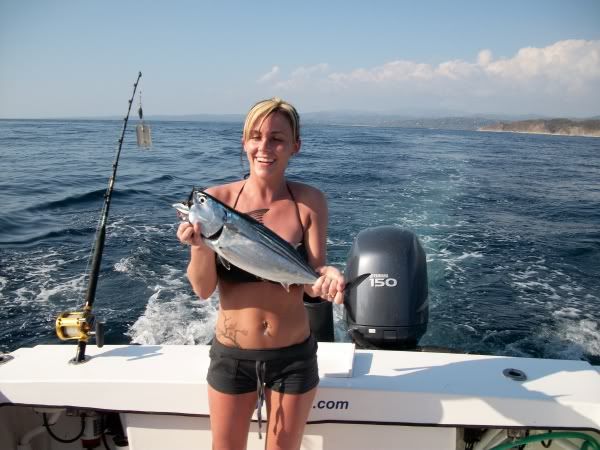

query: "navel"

left=262, top=320, right=270, bottom=336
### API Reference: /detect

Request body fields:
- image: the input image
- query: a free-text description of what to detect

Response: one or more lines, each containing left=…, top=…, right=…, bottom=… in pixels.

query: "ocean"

left=1, top=119, right=599, bottom=364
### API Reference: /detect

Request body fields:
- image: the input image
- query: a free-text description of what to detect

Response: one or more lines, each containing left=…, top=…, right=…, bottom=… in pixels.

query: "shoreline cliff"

left=479, top=119, right=600, bottom=137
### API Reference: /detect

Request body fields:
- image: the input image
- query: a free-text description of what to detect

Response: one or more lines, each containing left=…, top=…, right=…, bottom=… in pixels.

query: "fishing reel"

left=55, top=309, right=105, bottom=350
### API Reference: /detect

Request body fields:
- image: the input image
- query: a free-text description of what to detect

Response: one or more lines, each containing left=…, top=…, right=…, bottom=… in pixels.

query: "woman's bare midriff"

left=215, top=280, right=310, bottom=349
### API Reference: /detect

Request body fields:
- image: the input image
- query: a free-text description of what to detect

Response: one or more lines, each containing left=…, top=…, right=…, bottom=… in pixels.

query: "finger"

left=181, top=226, right=196, bottom=244
left=312, top=275, right=325, bottom=294
left=333, top=291, right=344, bottom=305
left=321, top=277, right=333, bottom=297
left=327, top=279, right=339, bottom=299
left=337, top=276, right=346, bottom=292
left=193, top=223, right=202, bottom=235
left=177, top=223, right=188, bottom=238
left=176, top=226, right=186, bottom=242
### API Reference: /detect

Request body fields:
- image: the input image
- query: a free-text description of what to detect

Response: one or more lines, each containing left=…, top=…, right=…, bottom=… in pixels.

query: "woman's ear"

left=294, top=138, right=301, bottom=155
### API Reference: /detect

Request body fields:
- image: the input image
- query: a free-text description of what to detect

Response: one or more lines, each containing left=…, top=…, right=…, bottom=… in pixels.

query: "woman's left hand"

left=311, top=266, right=346, bottom=304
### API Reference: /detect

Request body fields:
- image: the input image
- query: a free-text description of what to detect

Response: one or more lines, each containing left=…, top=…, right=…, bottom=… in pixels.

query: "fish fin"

left=344, top=273, right=371, bottom=292
left=280, top=282, right=291, bottom=292
left=246, top=208, right=270, bottom=224
left=218, top=256, right=231, bottom=270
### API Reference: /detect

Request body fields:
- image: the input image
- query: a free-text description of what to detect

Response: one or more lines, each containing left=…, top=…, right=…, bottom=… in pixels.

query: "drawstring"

left=255, top=361, right=266, bottom=439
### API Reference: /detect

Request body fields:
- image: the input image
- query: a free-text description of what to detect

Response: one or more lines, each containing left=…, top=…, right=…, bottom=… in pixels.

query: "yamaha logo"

left=369, top=273, right=398, bottom=287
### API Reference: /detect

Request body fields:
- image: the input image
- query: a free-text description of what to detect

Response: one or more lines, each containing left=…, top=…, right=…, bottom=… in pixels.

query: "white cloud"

left=484, top=40, right=600, bottom=82
left=273, top=63, right=330, bottom=89
left=477, top=50, right=493, bottom=66
left=271, top=40, right=600, bottom=115
left=257, top=66, right=280, bottom=83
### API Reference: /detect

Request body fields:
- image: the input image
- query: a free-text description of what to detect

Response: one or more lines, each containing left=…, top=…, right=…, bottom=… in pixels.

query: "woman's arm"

left=177, top=222, right=218, bottom=300
left=302, top=186, right=346, bottom=304
left=176, top=186, right=224, bottom=300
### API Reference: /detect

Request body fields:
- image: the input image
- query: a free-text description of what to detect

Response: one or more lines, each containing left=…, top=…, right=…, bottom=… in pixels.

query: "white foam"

left=14, top=286, right=36, bottom=304
left=34, top=275, right=87, bottom=304
left=454, top=251, right=483, bottom=261
left=553, top=307, right=581, bottom=319
left=114, top=256, right=134, bottom=273
left=512, top=280, right=555, bottom=291
left=127, top=289, right=218, bottom=345
left=510, top=270, right=538, bottom=280
left=0, top=276, right=7, bottom=298
left=558, top=319, right=600, bottom=358
left=126, top=260, right=219, bottom=346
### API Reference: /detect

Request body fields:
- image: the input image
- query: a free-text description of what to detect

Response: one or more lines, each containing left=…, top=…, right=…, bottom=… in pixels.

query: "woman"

left=176, top=97, right=345, bottom=450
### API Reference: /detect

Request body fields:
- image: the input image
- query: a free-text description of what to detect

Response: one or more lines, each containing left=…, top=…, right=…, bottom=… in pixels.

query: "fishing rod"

left=55, top=72, right=145, bottom=363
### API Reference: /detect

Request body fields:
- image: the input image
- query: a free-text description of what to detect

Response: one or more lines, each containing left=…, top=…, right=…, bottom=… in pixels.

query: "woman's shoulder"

left=288, top=180, right=326, bottom=209
left=204, top=180, right=245, bottom=207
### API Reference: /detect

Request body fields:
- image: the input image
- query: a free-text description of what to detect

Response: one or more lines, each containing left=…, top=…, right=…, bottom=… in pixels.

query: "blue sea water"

left=1, top=119, right=599, bottom=363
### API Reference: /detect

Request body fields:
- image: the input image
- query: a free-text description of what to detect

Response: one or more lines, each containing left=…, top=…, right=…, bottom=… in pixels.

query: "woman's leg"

left=207, top=385, right=258, bottom=450
left=264, top=387, right=317, bottom=450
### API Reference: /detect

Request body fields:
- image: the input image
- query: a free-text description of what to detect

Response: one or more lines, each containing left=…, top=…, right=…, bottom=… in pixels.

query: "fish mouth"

left=173, top=203, right=191, bottom=221
left=172, top=202, right=224, bottom=240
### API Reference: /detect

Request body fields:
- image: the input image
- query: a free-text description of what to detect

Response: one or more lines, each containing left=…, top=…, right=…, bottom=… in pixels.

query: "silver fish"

left=173, top=189, right=319, bottom=290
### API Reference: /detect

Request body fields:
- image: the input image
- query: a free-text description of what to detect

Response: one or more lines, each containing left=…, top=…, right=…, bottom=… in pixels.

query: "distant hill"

left=301, top=112, right=502, bottom=130
left=142, top=112, right=502, bottom=130
left=479, top=119, right=600, bottom=137
left=9, top=112, right=599, bottom=135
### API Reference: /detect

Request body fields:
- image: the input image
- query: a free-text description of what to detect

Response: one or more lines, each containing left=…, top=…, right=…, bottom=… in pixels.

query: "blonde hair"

left=243, top=97, right=300, bottom=142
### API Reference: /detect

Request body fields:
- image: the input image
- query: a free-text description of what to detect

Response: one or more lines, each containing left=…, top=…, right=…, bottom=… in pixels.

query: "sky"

left=1, top=0, right=599, bottom=119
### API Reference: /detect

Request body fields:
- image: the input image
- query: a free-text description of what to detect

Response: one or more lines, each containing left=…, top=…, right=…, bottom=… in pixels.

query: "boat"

left=1, top=76, right=598, bottom=450
left=1, top=225, right=599, bottom=450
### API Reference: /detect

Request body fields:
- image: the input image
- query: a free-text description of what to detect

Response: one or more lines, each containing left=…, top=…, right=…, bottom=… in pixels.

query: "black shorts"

left=207, top=334, right=320, bottom=395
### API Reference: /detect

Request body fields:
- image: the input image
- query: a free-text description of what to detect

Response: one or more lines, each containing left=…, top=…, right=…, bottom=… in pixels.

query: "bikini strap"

left=232, top=181, right=246, bottom=209
left=286, top=182, right=305, bottom=239
left=235, top=180, right=304, bottom=238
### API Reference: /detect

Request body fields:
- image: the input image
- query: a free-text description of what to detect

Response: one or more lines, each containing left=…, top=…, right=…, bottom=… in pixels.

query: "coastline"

left=478, top=128, right=600, bottom=138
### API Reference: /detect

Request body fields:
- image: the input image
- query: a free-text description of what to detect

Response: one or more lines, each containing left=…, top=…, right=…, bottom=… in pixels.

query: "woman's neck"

left=244, top=175, right=288, bottom=203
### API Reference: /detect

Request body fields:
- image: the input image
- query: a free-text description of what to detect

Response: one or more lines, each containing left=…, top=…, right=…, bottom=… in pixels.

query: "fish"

left=173, top=188, right=369, bottom=292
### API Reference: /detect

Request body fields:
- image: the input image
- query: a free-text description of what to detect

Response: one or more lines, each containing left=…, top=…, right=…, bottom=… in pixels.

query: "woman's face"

left=243, top=111, right=300, bottom=179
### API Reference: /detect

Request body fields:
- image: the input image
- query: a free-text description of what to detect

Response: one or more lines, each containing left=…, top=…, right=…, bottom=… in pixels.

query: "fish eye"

left=199, top=196, right=206, bottom=204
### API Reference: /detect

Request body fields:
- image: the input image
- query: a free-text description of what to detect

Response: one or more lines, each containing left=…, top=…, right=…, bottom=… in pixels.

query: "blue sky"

left=1, top=1, right=599, bottom=118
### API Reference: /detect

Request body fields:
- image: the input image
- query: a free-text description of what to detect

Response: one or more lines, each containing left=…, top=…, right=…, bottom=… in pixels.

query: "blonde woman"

left=177, top=98, right=345, bottom=450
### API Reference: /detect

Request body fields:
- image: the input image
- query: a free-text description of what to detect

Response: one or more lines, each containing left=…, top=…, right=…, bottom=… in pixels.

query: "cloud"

left=483, top=40, right=600, bottom=86
left=328, top=40, right=600, bottom=86
left=273, top=63, right=330, bottom=89
left=268, top=40, right=600, bottom=115
left=258, top=66, right=280, bottom=83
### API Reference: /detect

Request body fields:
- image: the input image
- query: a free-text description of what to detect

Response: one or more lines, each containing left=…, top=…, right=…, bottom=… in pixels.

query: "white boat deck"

left=1, top=343, right=599, bottom=430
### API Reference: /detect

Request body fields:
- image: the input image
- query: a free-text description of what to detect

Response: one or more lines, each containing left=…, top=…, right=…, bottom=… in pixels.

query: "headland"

left=479, top=119, right=600, bottom=137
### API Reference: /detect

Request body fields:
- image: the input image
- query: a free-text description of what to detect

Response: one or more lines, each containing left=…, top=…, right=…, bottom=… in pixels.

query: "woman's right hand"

left=177, top=222, right=205, bottom=248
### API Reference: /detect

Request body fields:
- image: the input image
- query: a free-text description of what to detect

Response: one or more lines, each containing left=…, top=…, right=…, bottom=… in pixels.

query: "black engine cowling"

left=344, top=226, right=428, bottom=349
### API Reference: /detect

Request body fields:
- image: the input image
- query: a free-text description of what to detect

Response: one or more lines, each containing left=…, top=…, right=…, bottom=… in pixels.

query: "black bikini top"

left=216, top=182, right=308, bottom=284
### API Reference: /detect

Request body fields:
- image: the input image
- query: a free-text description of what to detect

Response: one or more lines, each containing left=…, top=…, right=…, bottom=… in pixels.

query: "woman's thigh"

left=208, top=385, right=258, bottom=450
left=264, top=387, right=317, bottom=450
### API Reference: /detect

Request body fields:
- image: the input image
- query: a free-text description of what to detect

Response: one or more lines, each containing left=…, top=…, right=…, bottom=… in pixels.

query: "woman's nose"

left=257, top=138, right=271, bottom=152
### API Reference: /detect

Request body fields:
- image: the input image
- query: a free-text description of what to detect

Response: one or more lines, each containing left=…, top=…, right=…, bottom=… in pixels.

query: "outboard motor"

left=344, top=226, right=428, bottom=350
